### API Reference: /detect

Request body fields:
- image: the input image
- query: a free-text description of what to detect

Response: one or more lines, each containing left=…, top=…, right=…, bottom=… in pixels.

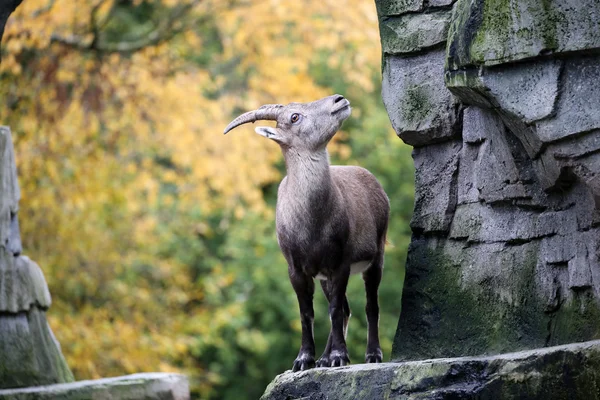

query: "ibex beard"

left=225, top=94, right=390, bottom=371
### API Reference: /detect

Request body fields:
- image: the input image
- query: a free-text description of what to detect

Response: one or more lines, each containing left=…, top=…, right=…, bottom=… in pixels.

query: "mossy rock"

left=261, top=340, right=600, bottom=399
left=446, top=0, right=600, bottom=70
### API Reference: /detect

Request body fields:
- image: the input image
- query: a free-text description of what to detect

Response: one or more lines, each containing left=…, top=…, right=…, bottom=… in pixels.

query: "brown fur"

left=225, top=94, right=390, bottom=371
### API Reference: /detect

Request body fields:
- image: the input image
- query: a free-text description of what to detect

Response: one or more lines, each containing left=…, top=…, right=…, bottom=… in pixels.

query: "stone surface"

left=0, top=253, right=52, bottom=313
left=0, top=127, right=20, bottom=256
left=0, top=126, right=74, bottom=389
left=446, top=0, right=600, bottom=70
left=536, top=56, right=600, bottom=142
left=0, top=307, right=74, bottom=388
left=483, top=60, right=561, bottom=124
left=0, top=373, right=189, bottom=400
left=375, top=0, right=600, bottom=364
left=380, top=10, right=452, bottom=55
left=261, top=340, right=600, bottom=400
left=429, top=0, right=455, bottom=6
left=411, top=140, right=460, bottom=233
left=375, top=0, right=423, bottom=16
left=382, top=50, right=459, bottom=147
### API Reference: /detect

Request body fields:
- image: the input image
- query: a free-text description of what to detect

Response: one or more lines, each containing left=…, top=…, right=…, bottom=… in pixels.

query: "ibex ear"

left=255, top=127, right=286, bottom=144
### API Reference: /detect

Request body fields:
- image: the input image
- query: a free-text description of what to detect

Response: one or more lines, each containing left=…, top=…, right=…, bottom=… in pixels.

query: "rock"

left=568, top=254, right=592, bottom=290
left=380, top=10, right=452, bottom=55
left=445, top=69, right=546, bottom=157
left=429, top=0, right=455, bottom=6
left=457, top=142, right=480, bottom=204
left=411, top=140, right=461, bottom=233
left=446, top=0, right=600, bottom=70
left=261, top=340, right=600, bottom=400
left=0, top=373, right=189, bottom=400
left=382, top=50, right=460, bottom=146
left=0, top=127, right=20, bottom=255
left=462, top=107, right=489, bottom=144
left=0, top=252, right=52, bottom=313
left=483, top=60, right=561, bottom=124
left=373, top=0, right=600, bottom=377
left=8, top=213, right=21, bottom=256
left=0, top=125, right=73, bottom=389
left=0, top=307, right=74, bottom=388
left=375, top=0, right=423, bottom=16
left=551, top=129, right=600, bottom=160
left=536, top=56, right=600, bottom=142
left=472, top=110, right=529, bottom=204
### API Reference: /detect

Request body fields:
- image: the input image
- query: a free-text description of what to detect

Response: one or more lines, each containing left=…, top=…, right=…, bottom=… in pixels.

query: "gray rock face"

left=261, top=340, right=600, bottom=400
left=0, top=126, right=74, bottom=389
left=0, top=127, right=21, bottom=254
left=0, top=254, right=52, bottom=313
left=382, top=50, right=459, bottom=146
left=380, top=10, right=452, bottom=55
left=446, top=0, right=600, bottom=69
left=411, top=141, right=460, bottom=233
left=376, top=0, right=600, bottom=363
left=0, top=373, right=190, bottom=400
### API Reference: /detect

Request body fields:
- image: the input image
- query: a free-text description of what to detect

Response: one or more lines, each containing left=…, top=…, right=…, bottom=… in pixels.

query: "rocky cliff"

left=262, top=0, right=600, bottom=397
left=385, top=0, right=600, bottom=361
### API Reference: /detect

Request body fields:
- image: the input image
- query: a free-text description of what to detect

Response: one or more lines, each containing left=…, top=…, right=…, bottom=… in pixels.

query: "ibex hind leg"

left=317, top=280, right=351, bottom=367
left=363, top=250, right=383, bottom=363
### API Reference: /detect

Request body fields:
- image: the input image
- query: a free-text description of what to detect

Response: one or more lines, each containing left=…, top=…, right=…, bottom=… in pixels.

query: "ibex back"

left=225, top=94, right=390, bottom=371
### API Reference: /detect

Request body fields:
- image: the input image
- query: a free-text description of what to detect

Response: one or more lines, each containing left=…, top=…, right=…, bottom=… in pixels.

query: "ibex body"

left=225, top=95, right=389, bottom=371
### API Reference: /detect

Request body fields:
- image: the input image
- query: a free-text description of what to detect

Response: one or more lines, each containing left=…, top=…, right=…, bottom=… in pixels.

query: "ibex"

left=224, top=94, right=390, bottom=371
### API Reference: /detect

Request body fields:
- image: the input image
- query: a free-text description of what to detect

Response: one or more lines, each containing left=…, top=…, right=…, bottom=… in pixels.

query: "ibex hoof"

left=316, top=355, right=330, bottom=367
left=329, top=350, right=350, bottom=367
left=365, top=349, right=383, bottom=363
left=292, top=353, right=315, bottom=372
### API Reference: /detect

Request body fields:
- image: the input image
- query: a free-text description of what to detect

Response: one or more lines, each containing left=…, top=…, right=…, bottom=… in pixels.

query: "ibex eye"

left=290, top=113, right=300, bottom=124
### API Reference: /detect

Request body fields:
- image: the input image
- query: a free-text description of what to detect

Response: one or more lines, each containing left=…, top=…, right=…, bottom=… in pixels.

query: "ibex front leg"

left=328, top=266, right=351, bottom=367
left=290, top=268, right=316, bottom=372
left=317, top=280, right=351, bottom=367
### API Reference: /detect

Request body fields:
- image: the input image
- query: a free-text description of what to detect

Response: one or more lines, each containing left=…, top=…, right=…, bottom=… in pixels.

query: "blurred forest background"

left=0, top=0, right=414, bottom=399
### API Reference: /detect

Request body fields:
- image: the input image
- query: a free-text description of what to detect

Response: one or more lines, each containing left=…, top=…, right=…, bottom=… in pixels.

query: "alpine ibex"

left=224, top=94, right=390, bottom=371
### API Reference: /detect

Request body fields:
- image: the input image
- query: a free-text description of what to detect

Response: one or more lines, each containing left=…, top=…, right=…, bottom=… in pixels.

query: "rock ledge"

left=0, top=373, right=189, bottom=400
left=261, top=340, right=600, bottom=400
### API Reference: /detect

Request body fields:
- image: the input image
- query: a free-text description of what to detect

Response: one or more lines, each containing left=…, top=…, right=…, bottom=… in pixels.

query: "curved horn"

left=223, top=104, right=283, bottom=134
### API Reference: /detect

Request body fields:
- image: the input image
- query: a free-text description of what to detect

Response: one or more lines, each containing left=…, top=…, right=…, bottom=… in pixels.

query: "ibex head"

left=224, top=94, right=351, bottom=150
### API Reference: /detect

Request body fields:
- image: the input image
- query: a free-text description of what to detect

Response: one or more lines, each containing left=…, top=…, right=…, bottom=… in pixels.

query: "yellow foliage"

left=1, top=0, right=383, bottom=396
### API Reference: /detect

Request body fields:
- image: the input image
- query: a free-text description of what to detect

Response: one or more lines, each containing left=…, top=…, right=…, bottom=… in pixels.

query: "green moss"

left=394, top=237, right=600, bottom=362
left=400, top=86, right=431, bottom=125
left=393, top=240, right=549, bottom=360
left=445, top=0, right=484, bottom=70
left=548, top=290, right=600, bottom=346
left=470, top=0, right=515, bottom=64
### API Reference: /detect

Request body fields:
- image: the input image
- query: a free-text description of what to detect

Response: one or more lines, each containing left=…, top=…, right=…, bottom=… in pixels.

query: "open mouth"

left=331, top=99, right=351, bottom=114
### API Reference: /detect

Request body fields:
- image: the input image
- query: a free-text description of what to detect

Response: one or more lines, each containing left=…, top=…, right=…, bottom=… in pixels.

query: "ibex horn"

left=223, top=104, right=283, bottom=134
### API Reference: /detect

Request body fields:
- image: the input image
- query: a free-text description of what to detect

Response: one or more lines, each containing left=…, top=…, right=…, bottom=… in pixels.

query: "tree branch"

left=51, top=0, right=203, bottom=54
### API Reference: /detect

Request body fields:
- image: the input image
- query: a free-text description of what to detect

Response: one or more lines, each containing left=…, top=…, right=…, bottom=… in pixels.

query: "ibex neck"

left=283, top=148, right=334, bottom=206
